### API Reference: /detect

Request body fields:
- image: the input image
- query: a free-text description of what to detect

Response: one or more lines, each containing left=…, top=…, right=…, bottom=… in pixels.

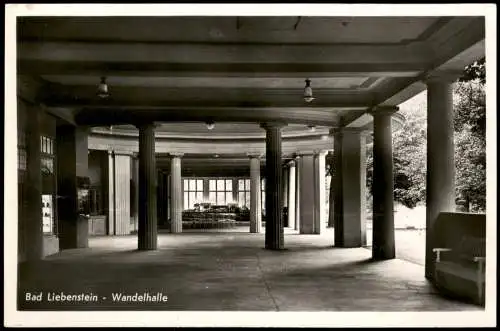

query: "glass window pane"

left=246, top=179, right=250, bottom=189
left=209, top=180, right=216, bottom=191
left=261, top=179, right=265, bottom=190
left=209, top=192, right=216, bottom=204
left=183, top=179, right=189, bottom=191
left=226, top=192, right=233, bottom=204
left=217, top=180, right=224, bottom=191
left=196, top=192, right=203, bottom=203
left=245, top=194, right=251, bottom=208
left=48, top=158, right=54, bottom=173
left=225, top=180, right=232, bottom=190
left=184, top=192, right=189, bottom=210
left=50, top=138, right=54, bottom=154
left=189, top=179, right=196, bottom=191
left=238, top=192, right=245, bottom=206
left=217, top=192, right=225, bottom=205
left=197, top=180, right=203, bottom=191
left=238, top=179, right=244, bottom=191
left=189, top=192, right=196, bottom=209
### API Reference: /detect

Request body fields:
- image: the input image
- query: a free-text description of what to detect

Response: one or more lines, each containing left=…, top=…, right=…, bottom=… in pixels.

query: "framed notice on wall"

left=42, top=194, right=53, bottom=233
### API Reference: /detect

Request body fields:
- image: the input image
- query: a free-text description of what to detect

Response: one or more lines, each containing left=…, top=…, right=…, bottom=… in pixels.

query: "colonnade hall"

left=15, top=15, right=487, bottom=311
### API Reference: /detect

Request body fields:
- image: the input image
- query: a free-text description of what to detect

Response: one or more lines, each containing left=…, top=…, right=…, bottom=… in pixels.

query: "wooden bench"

left=432, top=235, right=486, bottom=305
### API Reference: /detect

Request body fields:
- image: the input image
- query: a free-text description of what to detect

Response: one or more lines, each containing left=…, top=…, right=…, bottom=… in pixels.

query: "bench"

left=432, top=235, right=486, bottom=305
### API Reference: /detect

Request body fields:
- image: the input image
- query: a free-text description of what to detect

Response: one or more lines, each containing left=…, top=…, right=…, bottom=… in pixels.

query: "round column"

left=261, top=122, right=286, bottom=250
left=287, top=160, right=296, bottom=230
left=248, top=154, right=262, bottom=233
left=170, top=153, right=183, bottom=233
left=371, top=106, right=398, bottom=260
left=425, top=72, right=458, bottom=278
left=137, top=122, right=157, bottom=250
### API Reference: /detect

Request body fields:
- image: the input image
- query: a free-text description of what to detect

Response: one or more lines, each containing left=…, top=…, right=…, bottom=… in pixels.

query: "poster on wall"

left=41, top=194, right=53, bottom=233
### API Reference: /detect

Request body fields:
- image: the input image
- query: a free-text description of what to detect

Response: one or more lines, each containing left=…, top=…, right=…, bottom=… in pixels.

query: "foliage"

left=459, top=57, right=485, bottom=85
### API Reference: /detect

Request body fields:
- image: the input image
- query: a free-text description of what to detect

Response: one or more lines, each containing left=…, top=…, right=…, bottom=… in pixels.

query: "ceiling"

left=18, top=16, right=485, bottom=130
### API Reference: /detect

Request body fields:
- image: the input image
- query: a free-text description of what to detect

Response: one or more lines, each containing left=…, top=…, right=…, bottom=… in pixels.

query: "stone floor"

left=18, top=227, right=482, bottom=311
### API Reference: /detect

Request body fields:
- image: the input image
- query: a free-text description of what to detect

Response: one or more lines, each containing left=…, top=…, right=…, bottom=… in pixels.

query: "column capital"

left=313, top=150, right=328, bottom=157
left=287, top=159, right=296, bottom=167
left=114, top=150, right=135, bottom=156
left=369, top=105, right=400, bottom=116
left=134, top=120, right=158, bottom=130
left=329, top=127, right=343, bottom=136
left=424, top=70, right=463, bottom=84
left=260, top=122, right=287, bottom=130
left=295, top=150, right=315, bottom=157
left=247, top=152, right=263, bottom=159
left=169, top=152, right=184, bottom=158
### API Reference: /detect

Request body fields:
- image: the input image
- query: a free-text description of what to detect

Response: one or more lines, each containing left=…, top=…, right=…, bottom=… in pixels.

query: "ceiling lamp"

left=97, top=76, right=110, bottom=98
left=206, top=120, right=215, bottom=130
left=303, top=78, right=315, bottom=103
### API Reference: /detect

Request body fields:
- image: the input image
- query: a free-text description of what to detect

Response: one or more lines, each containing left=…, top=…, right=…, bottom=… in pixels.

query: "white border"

left=4, top=3, right=497, bottom=327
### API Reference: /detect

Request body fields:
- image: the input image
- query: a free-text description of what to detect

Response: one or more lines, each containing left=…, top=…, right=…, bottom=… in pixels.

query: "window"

left=183, top=178, right=204, bottom=210
left=238, top=179, right=251, bottom=208
left=261, top=178, right=266, bottom=215
left=17, top=130, right=26, bottom=170
left=88, top=187, right=103, bottom=215
left=41, top=135, right=55, bottom=175
left=208, top=179, right=233, bottom=205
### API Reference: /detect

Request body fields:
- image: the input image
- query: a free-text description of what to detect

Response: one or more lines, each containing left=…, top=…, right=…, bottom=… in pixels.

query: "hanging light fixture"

left=97, top=76, right=110, bottom=98
left=206, top=120, right=215, bottom=130
left=303, top=78, right=315, bottom=103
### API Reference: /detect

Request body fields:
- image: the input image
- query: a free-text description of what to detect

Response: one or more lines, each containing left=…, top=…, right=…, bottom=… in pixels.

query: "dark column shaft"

left=263, top=123, right=284, bottom=250
left=372, top=110, right=396, bottom=260
left=25, top=105, right=43, bottom=261
left=138, top=123, right=157, bottom=250
left=332, top=129, right=344, bottom=247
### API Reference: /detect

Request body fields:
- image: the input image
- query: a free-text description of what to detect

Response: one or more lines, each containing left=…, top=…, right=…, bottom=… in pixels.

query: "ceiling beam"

left=18, top=41, right=431, bottom=65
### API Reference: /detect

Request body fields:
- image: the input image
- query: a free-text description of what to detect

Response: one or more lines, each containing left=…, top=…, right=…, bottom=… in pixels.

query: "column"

left=113, top=152, right=132, bottom=235
left=287, top=160, right=296, bottom=230
left=107, top=150, right=115, bottom=235
left=261, top=123, right=286, bottom=250
left=170, top=152, right=183, bottom=233
left=131, top=154, right=139, bottom=232
left=371, top=107, right=397, bottom=259
left=327, top=151, right=335, bottom=228
left=336, top=128, right=367, bottom=247
left=298, top=152, right=316, bottom=234
left=248, top=154, right=262, bottom=233
left=137, top=123, right=157, bottom=250
left=331, top=128, right=344, bottom=246
left=56, top=126, right=89, bottom=249
left=25, top=105, right=43, bottom=261
left=313, top=151, right=327, bottom=234
left=282, top=165, right=289, bottom=227
left=294, top=156, right=300, bottom=231
left=425, top=72, right=457, bottom=279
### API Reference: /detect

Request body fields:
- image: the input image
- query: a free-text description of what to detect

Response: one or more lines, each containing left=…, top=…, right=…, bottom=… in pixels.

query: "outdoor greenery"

left=335, top=58, right=486, bottom=213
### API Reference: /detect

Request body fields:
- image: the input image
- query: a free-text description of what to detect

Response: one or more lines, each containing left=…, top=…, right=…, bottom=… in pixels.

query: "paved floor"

left=18, top=227, right=481, bottom=311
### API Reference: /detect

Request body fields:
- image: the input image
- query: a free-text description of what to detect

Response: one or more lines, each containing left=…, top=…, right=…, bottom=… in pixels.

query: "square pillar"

left=113, top=152, right=132, bottom=235
left=24, top=103, right=43, bottom=261
left=313, top=151, right=327, bottom=234
left=335, top=128, right=367, bottom=247
left=56, top=125, right=89, bottom=250
left=294, top=156, right=300, bottom=231
left=298, top=152, right=316, bottom=234
left=170, top=153, right=183, bottom=233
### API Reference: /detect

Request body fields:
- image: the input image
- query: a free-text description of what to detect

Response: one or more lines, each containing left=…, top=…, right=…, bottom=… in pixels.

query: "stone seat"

left=432, top=236, right=486, bottom=305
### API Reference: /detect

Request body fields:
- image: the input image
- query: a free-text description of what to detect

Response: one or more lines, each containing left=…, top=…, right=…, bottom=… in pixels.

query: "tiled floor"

left=18, top=228, right=481, bottom=311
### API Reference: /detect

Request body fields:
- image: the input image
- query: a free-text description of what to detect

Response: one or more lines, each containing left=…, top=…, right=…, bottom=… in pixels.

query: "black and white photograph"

left=4, top=3, right=497, bottom=327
